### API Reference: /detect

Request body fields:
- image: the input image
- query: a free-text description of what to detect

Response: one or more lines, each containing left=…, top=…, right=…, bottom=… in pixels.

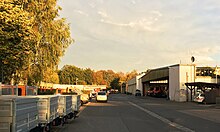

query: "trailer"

left=71, top=95, right=81, bottom=118
left=58, top=95, right=72, bottom=123
left=34, top=95, right=60, bottom=131
left=0, top=96, right=38, bottom=132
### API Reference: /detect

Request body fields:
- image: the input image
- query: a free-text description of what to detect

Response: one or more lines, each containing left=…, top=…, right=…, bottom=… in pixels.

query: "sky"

left=57, top=0, right=220, bottom=73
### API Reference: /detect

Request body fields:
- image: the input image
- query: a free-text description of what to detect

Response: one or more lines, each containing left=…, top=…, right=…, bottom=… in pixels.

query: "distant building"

left=121, top=82, right=127, bottom=94
left=39, top=83, right=106, bottom=95
left=196, top=66, right=220, bottom=83
left=127, top=73, right=145, bottom=95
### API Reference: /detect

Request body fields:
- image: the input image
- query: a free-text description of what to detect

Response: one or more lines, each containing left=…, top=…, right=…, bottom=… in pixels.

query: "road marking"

left=128, top=101, right=194, bottom=132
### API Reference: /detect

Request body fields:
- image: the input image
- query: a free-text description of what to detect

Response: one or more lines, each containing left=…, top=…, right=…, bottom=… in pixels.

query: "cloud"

left=171, top=46, right=220, bottom=66
left=97, top=9, right=163, bottom=32
left=131, top=0, right=136, bottom=5
left=151, top=10, right=163, bottom=17
left=74, top=10, right=89, bottom=16
left=192, top=46, right=220, bottom=56
left=89, top=3, right=96, bottom=8
left=100, top=18, right=160, bottom=32
left=58, top=0, right=220, bottom=72
left=98, top=11, right=109, bottom=18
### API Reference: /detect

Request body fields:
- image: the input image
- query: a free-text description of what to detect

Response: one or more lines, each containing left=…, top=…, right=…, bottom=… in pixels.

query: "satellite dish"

left=191, top=56, right=195, bottom=63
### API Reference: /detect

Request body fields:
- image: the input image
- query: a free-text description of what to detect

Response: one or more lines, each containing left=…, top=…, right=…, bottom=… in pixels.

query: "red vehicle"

left=153, top=87, right=164, bottom=97
left=146, top=88, right=154, bottom=96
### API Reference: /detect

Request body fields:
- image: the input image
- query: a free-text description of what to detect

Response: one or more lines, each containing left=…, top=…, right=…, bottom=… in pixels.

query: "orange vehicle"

left=1, top=84, right=36, bottom=96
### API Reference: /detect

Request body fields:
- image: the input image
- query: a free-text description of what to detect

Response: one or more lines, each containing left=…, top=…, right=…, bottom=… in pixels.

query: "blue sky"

left=57, top=0, right=220, bottom=72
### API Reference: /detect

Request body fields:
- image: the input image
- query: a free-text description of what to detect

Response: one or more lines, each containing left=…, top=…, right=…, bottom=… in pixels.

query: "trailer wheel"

left=44, top=124, right=51, bottom=132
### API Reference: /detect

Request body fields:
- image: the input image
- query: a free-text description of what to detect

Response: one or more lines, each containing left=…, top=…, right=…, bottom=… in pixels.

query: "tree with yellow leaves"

left=0, top=0, right=73, bottom=85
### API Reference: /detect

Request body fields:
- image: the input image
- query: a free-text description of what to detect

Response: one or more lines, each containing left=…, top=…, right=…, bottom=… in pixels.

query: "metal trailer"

left=58, top=95, right=72, bottom=122
left=34, top=95, right=60, bottom=131
left=0, top=96, right=38, bottom=132
left=71, top=95, right=81, bottom=118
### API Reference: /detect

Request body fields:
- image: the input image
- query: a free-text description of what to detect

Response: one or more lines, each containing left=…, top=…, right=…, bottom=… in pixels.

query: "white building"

left=127, top=73, right=145, bottom=95
left=169, top=64, right=196, bottom=102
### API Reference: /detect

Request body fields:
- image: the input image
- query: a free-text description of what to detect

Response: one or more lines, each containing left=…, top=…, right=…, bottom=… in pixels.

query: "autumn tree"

left=110, top=78, right=121, bottom=90
left=58, top=65, right=139, bottom=91
left=0, top=0, right=36, bottom=84
left=43, top=67, right=59, bottom=84
left=22, top=0, right=72, bottom=85
left=93, top=70, right=105, bottom=85
left=83, top=68, right=93, bottom=85
left=108, top=70, right=138, bottom=91
left=125, top=70, right=138, bottom=81
left=59, top=65, right=96, bottom=85
left=0, top=0, right=72, bottom=85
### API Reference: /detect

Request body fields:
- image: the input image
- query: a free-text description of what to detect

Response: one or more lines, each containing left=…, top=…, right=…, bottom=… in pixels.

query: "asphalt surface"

left=53, top=94, right=220, bottom=132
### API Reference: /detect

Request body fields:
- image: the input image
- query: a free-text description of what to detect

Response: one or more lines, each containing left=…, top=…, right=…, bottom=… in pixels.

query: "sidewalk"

left=137, top=95, right=220, bottom=124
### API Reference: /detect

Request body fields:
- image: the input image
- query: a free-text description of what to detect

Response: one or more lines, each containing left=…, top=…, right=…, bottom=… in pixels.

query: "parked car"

left=194, top=93, right=205, bottom=103
left=96, top=91, right=108, bottom=102
left=91, top=92, right=97, bottom=98
left=81, top=94, right=89, bottom=105
left=146, top=88, right=154, bottom=96
left=135, top=89, right=141, bottom=96
left=153, top=87, right=163, bottom=97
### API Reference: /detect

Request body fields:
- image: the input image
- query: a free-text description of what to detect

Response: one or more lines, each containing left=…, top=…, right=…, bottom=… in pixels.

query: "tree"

left=43, top=67, right=59, bottom=84
left=58, top=65, right=85, bottom=85
left=0, top=0, right=72, bottom=85
left=58, top=65, right=139, bottom=89
left=93, top=70, right=105, bottom=85
left=83, top=68, right=93, bottom=85
left=0, top=0, right=36, bottom=84
left=125, top=70, right=138, bottom=81
left=22, top=0, right=72, bottom=85
left=110, top=78, right=120, bottom=90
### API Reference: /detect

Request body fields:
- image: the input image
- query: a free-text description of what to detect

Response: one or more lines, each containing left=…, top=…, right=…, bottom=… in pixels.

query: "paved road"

left=54, top=94, right=220, bottom=132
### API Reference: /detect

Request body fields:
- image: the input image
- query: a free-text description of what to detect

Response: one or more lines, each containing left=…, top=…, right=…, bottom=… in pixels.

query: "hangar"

left=141, top=64, right=196, bottom=102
